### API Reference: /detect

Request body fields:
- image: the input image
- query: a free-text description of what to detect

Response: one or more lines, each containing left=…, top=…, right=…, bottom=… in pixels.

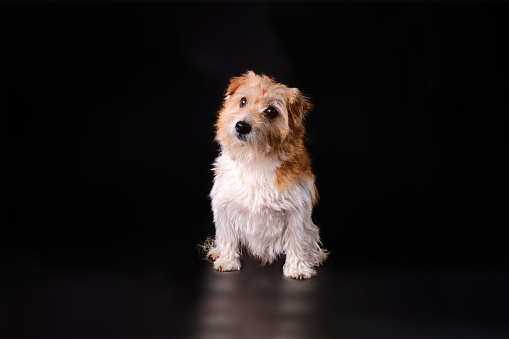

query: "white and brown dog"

left=206, top=71, right=328, bottom=279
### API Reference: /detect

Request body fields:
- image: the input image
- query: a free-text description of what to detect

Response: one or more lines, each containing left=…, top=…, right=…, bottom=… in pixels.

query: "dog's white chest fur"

left=212, top=152, right=284, bottom=212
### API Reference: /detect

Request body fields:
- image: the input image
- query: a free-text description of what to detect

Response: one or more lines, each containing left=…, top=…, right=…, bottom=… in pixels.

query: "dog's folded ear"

left=226, top=76, right=244, bottom=97
left=288, top=88, right=312, bottom=122
left=226, top=71, right=255, bottom=97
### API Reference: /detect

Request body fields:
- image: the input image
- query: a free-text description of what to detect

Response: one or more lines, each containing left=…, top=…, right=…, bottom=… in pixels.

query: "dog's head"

left=216, top=71, right=312, bottom=160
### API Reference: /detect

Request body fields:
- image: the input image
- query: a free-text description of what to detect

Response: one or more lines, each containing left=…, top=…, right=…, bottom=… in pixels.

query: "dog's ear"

left=226, top=71, right=255, bottom=97
left=288, top=88, right=312, bottom=122
left=226, top=76, right=244, bottom=97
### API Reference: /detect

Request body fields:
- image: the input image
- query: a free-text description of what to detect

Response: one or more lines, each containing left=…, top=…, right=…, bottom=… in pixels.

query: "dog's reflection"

left=193, top=256, right=326, bottom=339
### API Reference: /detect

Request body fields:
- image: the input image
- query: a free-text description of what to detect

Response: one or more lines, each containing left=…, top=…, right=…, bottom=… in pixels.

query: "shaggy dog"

left=205, top=71, right=328, bottom=279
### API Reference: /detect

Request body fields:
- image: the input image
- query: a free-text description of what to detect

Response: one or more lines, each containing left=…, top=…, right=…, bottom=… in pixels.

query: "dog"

left=205, top=71, right=328, bottom=279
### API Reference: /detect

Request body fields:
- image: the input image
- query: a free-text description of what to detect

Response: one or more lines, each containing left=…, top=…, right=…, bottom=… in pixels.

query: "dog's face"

left=216, top=71, right=311, bottom=158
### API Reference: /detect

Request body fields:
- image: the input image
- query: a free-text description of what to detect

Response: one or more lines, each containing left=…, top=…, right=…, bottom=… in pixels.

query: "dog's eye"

left=264, top=106, right=278, bottom=119
left=240, top=97, right=247, bottom=107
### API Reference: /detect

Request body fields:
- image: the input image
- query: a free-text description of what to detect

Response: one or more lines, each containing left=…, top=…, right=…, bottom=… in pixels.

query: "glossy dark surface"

left=1, top=2, right=508, bottom=338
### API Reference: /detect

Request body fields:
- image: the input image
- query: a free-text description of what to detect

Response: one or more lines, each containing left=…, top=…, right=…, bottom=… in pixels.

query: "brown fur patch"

left=274, top=83, right=316, bottom=204
left=226, top=73, right=249, bottom=96
left=288, top=88, right=312, bottom=121
left=313, top=182, right=320, bottom=207
left=275, top=150, right=312, bottom=189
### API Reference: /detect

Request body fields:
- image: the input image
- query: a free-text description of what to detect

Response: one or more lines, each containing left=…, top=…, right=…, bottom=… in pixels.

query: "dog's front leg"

left=211, top=211, right=241, bottom=272
left=283, top=211, right=321, bottom=279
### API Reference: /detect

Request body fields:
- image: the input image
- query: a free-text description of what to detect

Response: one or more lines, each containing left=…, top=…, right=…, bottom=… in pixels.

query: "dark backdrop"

left=1, top=2, right=508, bottom=338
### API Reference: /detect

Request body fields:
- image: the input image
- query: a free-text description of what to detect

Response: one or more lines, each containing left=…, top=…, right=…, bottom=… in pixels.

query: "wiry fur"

left=206, top=71, right=328, bottom=279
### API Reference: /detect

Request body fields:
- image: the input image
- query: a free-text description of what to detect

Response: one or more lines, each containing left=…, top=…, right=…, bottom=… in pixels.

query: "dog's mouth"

left=236, top=133, right=248, bottom=142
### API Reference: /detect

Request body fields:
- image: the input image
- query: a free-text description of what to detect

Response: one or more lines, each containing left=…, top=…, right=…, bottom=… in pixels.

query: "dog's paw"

left=206, top=247, right=221, bottom=261
left=213, top=256, right=241, bottom=272
left=283, top=262, right=317, bottom=280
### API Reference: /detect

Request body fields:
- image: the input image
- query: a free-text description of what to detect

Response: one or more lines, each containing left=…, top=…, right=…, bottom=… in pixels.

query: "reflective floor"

left=3, top=253, right=508, bottom=338
left=191, top=257, right=509, bottom=339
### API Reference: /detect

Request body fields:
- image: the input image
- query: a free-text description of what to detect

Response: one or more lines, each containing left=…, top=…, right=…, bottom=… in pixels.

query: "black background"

left=1, top=1, right=508, bottom=338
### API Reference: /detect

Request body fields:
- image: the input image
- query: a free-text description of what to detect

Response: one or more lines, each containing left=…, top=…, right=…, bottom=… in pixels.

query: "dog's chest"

left=212, top=155, right=288, bottom=212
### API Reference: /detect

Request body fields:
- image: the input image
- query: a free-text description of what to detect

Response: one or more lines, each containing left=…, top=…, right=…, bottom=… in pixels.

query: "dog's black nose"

left=235, top=121, right=252, bottom=135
